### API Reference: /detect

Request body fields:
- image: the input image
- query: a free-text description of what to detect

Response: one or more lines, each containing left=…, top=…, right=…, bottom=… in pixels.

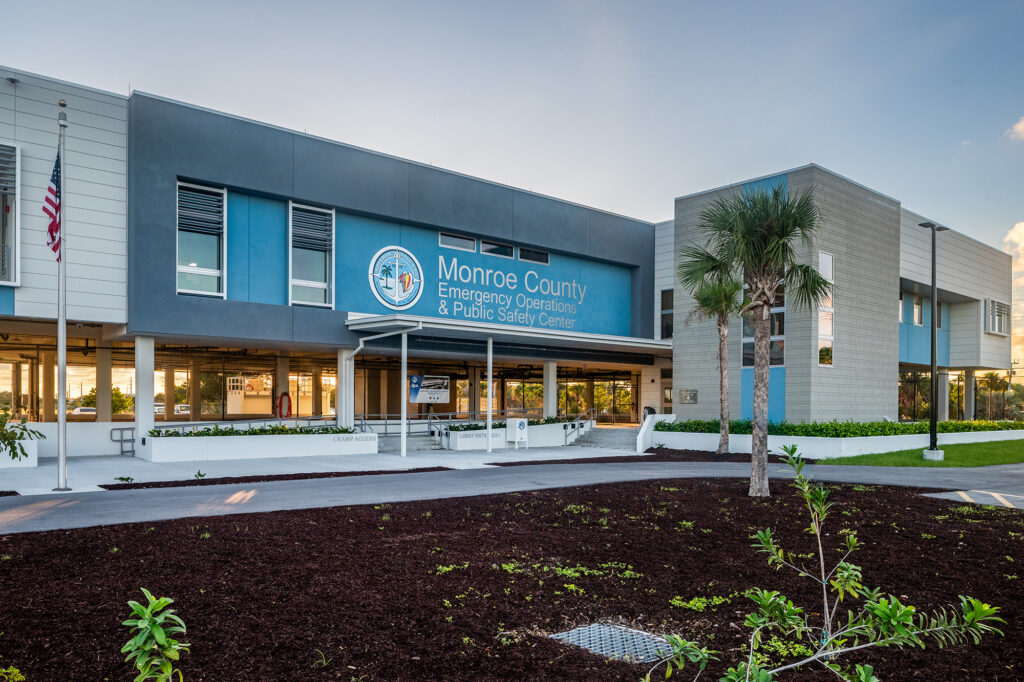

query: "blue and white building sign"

left=342, top=215, right=632, bottom=336
left=368, top=246, right=424, bottom=311
left=408, top=375, right=450, bottom=404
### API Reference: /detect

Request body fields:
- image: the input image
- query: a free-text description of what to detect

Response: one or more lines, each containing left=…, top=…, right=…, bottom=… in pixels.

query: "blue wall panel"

left=334, top=213, right=633, bottom=336
left=898, top=295, right=949, bottom=366
left=0, top=287, right=13, bottom=315
left=740, top=367, right=786, bottom=422
left=226, top=192, right=288, bottom=306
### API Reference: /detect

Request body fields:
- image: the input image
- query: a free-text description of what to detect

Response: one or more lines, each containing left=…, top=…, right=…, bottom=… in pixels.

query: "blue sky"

left=5, top=0, right=1022, bottom=342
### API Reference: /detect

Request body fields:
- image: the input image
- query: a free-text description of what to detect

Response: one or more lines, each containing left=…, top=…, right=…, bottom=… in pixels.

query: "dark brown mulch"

left=99, top=467, right=453, bottom=490
left=0, top=491, right=18, bottom=497
left=488, top=447, right=796, bottom=467
left=0, top=478, right=1020, bottom=681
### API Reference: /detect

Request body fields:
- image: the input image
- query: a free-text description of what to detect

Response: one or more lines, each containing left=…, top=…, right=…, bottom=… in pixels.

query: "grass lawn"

left=827, top=439, right=1024, bottom=467
left=0, top=478, right=1020, bottom=680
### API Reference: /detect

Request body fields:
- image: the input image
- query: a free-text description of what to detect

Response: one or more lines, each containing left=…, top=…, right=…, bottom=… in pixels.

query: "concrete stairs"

left=571, top=426, right=638, bottom=450
left=377, top=434, right=443, bottom=453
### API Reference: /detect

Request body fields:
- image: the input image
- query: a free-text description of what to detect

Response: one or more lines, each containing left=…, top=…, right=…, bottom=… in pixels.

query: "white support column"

left=486, top=336, right=493, bottom=454
left=337, top=349, right=355, bottom=429
left=937, top=369, right=950, bottom=422
left=190, top=359, right=202, bottom=421
left=312, top=367, right=323, bottom=417
left=135, top=336, right=155, bottom=457
left=400, top=333, right=408, bottom=457
left=96, top=347, right=112, bottom=422
left=42, top=351, right=55, bottom=421
left=163, top=367, right=175, bottom=420
left=543, top=360, right=557, bottom=418
left=964, top=369, right=976, bottom=421
left=275, top=355, right=290, bottom=418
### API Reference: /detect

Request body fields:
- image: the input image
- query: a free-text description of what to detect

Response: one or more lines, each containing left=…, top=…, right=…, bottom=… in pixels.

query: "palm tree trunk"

left=749, top=309, right=771, bottom=497
left=717, top=315, right=729, bottom=455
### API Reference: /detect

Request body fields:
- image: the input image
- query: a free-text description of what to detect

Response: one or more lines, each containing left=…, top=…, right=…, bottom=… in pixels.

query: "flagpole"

left=54, top=100, right=69, bottom=491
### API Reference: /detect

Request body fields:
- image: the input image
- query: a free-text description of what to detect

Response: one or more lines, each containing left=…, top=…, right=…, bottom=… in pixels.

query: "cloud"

left=1007, top=116, right=1024, bottom=141
left=1007, top=221, right=1024, bottom=287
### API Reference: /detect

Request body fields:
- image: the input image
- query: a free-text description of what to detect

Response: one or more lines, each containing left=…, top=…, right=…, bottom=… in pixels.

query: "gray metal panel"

left=292, top=134, right=410, bottom=218
left=408, top=164, right=514, bottom=238
left=512, top=191, right=590, bottom=251
left=127, top=92, right=656, bottom=346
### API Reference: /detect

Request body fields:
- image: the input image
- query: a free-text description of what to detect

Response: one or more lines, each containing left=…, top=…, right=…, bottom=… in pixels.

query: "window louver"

left=177, top=185, right=224, bottom=235
left=291, top=205, right=333, bottom=250
left=0, top=144, right=16, bottom=197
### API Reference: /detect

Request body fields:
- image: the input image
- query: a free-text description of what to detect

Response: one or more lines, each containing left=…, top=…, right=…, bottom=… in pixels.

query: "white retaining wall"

left=142, top=432, right=378, bottom=462
left=446, top=420, right=593, bottom=451
left=643, top=416, right=1024, bottom=459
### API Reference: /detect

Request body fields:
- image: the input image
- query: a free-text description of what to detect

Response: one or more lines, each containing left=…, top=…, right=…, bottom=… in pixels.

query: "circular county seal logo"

left=368, top=246, right=424, bottom=310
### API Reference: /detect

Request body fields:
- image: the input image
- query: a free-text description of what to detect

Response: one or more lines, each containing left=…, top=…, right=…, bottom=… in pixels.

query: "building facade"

left=0, top=66, right=1014, bottom=460
left=671, top=165, right=1013, bottom=424
left=1, top=67, right=672, bottom=458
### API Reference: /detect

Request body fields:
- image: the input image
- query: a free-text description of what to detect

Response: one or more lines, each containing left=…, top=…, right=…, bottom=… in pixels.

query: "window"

left=519, top=247, right=549, bottom=265
left=176, top=182, right=225, bottom=296
left=439, top=232, right=475, bottom=252
left=742, top=287, right=785, bottom=367
left=985, top=299, right=1010, bottom=336
left=289, top=202, right=334, bottom=307
left=818, top=251, right=834, bottom=366
left=899, top=293, right=903, bottom=323
left=660, top=289, right=674, bottom=339
left=0, top=143, right=18, bottom=285
left=913, top=296, right=923, bottom=326
left=480, top=240, right=513, bottom=258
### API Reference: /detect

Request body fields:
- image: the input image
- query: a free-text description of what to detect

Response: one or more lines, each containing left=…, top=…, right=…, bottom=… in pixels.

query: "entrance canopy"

left=345, top=314, right=672, bottom=359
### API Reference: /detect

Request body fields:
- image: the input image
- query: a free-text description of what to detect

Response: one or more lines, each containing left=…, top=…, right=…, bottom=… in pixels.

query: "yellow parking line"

left=955, top=490, right=975, bottom=503
left=984, top=492, right=1016, bottom=509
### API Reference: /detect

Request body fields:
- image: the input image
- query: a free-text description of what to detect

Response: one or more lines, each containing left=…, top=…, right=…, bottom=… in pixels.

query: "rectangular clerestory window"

left=742, top=282, right=785, bottom=367
left=818, top=251, right=834, bottom=366
left=984, top=299, right=1010, bottom=336
left=289, top=202, right=335, bottom=307
left=660, top=288, right=673, bottom=339
left=176, top=182, right=226, bottom=297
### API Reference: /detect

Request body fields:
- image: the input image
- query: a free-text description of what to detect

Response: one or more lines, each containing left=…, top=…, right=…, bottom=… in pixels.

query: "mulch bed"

left=0, top=491, right=17, bottom=497
left=98, top=467, right=453, bottom=490
left=1, top=477, right=1021, bottom=680
left=489, top=447, right=796, bottom=467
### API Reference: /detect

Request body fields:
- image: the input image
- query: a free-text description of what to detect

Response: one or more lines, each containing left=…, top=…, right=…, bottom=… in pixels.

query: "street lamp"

left=919, top=221, right=949, bottom=460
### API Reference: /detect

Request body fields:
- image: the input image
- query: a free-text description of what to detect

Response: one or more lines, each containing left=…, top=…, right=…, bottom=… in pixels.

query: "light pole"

left=920, top=221, right=948, bottom=460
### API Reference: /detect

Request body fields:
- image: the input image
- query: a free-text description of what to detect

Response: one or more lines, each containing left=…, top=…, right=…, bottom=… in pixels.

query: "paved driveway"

left=3, top=461, right=1024, bottom=535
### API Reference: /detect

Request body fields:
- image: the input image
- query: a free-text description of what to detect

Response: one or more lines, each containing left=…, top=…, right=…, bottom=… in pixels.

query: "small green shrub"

left=653, top=418, right=1024, bottom=438
left=0, top=407, right=43, bottom=461
left=149, top=424, right=355, bottom=438
left=648, top=448, right=1004, bottom=681
left=122, top=588, right=190, bottom=682
left=0, top=666, right=26, bottom=682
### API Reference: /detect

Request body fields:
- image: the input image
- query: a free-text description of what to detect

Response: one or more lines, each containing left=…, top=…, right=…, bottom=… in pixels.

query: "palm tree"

left=682, top=186, right=831, bottom=496
left=677, top=265, right=744, bottom=455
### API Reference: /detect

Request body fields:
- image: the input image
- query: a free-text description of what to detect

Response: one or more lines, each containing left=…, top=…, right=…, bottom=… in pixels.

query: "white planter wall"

left=142, top=432, right=378, bottom=463
left=648, top=419, right=1024, bottom=460
left=444, top=420, right=593, bottom=451
left=0, top=439, right=38, bottom=468
left=32, top=422, right=130, bottom=458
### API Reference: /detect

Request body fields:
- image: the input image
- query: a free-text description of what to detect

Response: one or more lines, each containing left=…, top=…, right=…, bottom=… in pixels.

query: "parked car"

left=71, top=406, right=96, bottom=415
left=174, top=404, right=190, bottom=415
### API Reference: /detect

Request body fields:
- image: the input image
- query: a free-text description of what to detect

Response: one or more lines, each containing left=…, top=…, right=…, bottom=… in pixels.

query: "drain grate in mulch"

left=550, top=623, right=669, bottom=663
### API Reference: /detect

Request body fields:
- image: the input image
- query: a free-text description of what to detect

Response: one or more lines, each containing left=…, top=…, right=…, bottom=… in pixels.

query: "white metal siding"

left=653, top=219, right=674, bottom=339
left=0, top=68, right=127, bottom=324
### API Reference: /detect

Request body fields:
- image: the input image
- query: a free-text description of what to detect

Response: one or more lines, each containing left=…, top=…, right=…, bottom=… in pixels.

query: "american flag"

left=42, top=151, right=61, bottom=262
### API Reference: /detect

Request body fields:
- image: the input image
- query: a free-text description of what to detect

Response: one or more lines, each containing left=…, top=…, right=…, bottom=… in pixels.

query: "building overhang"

left=345, top=314, right=672, bottom=359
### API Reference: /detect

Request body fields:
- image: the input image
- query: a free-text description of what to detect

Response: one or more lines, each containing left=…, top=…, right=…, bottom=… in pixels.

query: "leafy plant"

left=116, top=476, right=135, bottom=483
left=650, top=447, right=1004, bottom=680
left=654, top=418, right=1024, bottom=438
left=149, top=424, right=355, bottom=438
left=122, top=588, right=190, bottom=682
left=0, top=666, right=25, bottom=682
left=0, top=407, right=43, bottom=461
left=194, top=470, right=206, bottom=480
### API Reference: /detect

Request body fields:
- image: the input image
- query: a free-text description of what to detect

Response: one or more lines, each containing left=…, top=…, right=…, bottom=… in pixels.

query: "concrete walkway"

left=3, top=458, right=1024, bottom=534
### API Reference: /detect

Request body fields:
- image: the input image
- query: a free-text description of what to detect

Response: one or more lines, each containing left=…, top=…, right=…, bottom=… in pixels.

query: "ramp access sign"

left=409, top=375, right=450, bottom=404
